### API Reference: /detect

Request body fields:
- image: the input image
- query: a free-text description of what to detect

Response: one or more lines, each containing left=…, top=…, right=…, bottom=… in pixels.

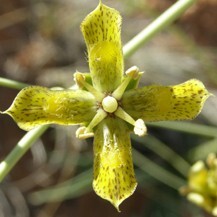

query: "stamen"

left=115, top=107, right=147, bottom=136
left=112, top=66, right=140, bottom=100
left=74, top=72, right=104, bottom=101
left=115, top=107, right=135, bottom=125
left=76, top=109, right=107, bottom=139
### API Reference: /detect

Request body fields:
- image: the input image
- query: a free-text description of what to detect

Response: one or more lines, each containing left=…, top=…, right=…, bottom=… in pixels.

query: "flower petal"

left=93, top=117, right=137, bottom=211
left=81, top=2, right=123, bottom=92
left=3, top=86, right=96, bottom=131
left=122, top=79, right=211, bottom=121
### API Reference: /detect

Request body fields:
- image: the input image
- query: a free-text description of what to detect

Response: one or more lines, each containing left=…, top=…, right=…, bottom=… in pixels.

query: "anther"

left=76, top=109, right=107, bottom=139
left=76, top=127, right=94, bottom=139
left=74, top=72, right=104, bottom=101
left=125, top=66, right=140, bottom=79
left=134, top=119, right=147, bottom=136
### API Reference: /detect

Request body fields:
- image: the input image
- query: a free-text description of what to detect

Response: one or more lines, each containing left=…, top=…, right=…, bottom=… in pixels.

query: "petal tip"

left=93, top=178, right=137, bottom=212
left=112, top=182, right=138, bottom=212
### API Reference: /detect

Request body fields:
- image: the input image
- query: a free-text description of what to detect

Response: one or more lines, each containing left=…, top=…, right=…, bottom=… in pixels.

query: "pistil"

left=102, top=96, right=118, bottom=113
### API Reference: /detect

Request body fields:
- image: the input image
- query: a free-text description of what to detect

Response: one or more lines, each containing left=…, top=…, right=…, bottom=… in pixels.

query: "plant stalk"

left=123, top=0, right=197, bottom=58
left=0, top=125, right=49, bottom=182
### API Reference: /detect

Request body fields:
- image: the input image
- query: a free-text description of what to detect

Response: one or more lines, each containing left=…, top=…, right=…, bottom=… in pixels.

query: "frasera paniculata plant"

left=0, top=1, right=211, bottom=211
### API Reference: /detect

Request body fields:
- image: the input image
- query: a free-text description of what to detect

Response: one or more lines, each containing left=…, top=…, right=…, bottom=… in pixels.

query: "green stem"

left=0, top=125, right=49, bottom=182
left=132, top=134, right=190, bottom=177
left=123, top=0, right=197, bottom=58
left=188, top=138, right=217, bottom=162
left=133, top=149, right=186, bottom=189
left=0, top=77, right=29, bottom=90
left=147, top=121, right=217, bottom=138
left=29, top=168, right=92, bottom=205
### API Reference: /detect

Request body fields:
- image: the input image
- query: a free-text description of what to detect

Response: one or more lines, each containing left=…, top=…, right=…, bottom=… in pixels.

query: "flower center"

left=102, top=96, right=118, bottom=113
left=74, top=66, right=147, bottom=139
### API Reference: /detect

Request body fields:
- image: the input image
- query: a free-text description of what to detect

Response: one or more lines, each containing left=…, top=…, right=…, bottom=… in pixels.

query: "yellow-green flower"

left=180, top=154, right=217, bottom=216
left=1, top=2, right=210, bottom=211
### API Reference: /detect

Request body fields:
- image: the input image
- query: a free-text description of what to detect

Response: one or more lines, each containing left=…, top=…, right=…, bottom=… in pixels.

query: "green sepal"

left=81, top=2, right=123, bottom=92
left=122, top=79, right=211, bottom=122
left=93, top=117, right=137, bottom=211
left=3, top=86, right=97, bottom=131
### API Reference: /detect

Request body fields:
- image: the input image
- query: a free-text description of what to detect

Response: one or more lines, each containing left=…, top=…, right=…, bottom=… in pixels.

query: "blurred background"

left=0, top=0, right=217, bottom=216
